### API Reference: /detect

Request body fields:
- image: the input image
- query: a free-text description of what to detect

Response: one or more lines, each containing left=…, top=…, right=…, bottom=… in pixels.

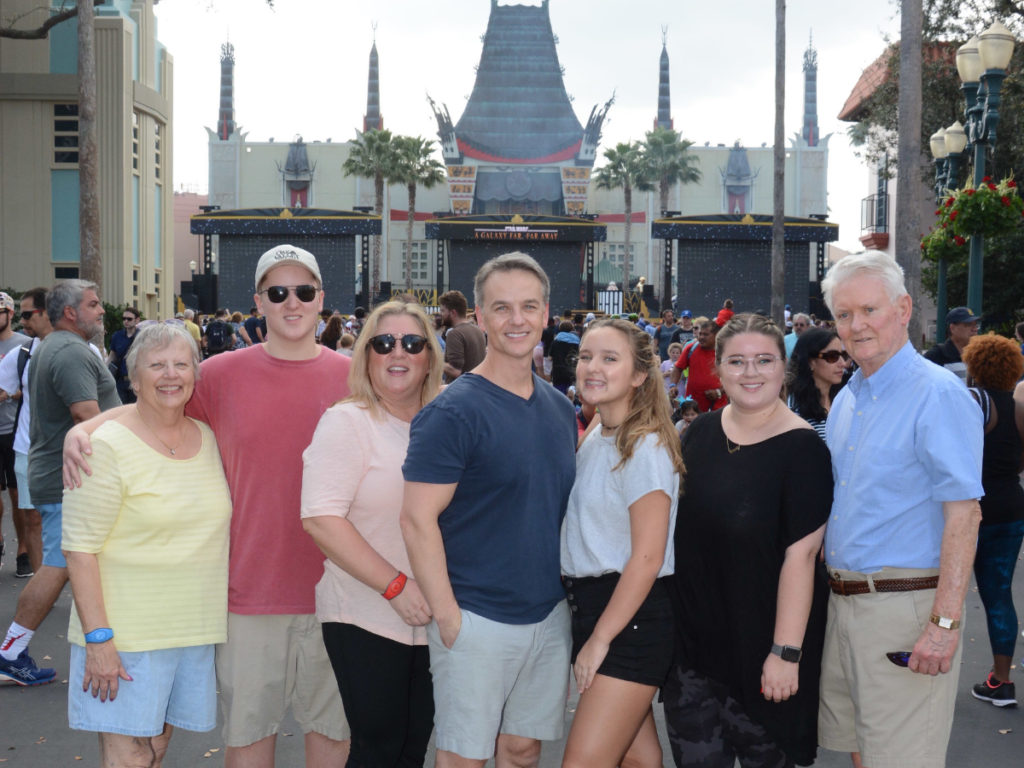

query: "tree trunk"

left=660, top=178, right=670, bottom=216
left=78, top=0, right=101, bottom=291
left=896, top=0, right=924, bottom=347
left=771, top=0, right=786, bottom=328
left=623, top=183, right=633, bottom=297
left=372, top=173, right=384, bottom=303
left=406, top=182, right=416, bottom=291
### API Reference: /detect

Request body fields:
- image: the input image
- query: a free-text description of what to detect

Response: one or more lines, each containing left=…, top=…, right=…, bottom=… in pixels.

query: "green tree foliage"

left=393, top=137, right=446, bottom=291
left=343, top=129, right=402, bottom=299
left=855, top=2, right=1024, bottom=326
left=595, top=142, right=654, bottom=290
left=641, top=127, right=702, bottom=214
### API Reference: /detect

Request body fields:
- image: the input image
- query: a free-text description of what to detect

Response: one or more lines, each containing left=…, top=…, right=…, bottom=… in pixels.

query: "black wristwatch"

left=771, top=643, right=802, bottom=663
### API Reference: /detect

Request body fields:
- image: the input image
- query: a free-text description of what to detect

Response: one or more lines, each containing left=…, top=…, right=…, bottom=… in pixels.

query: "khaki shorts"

left=216, top=613, right=350, bottom=748
left=427, top=602, right=572, bottom=761
left=818, top=567, right=962, bottom=768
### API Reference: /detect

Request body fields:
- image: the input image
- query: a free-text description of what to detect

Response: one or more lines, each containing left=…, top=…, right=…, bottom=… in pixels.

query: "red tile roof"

left=838, top=42, right=956, bottom=122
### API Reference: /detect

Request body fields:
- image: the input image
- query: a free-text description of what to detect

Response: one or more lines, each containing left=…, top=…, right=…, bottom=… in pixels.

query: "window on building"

left=132, top=112, right=139, bottom=173
left=154, top=123, right=162, bottom=180
left=133, top=268, right=139, bottom=299
left=401, top=242, right=431, bottom=283
left=604, top=243, right=635, bottom=267
left=53, top=104, right=79, bottom=164
left=54, top=266, right=80, bottom=280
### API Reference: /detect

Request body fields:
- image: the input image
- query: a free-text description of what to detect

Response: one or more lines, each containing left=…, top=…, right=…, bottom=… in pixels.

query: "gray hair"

left=183, top=309, right=195, bottom=320
left=46, top=279, right=98, bottom=325
left=126, top=323, right=202, bottom=384
left=822, top=250, right=907, bottom=314
left=793, top=313, right=812, bottom=325
left=473, top=252, right=551, bottom=308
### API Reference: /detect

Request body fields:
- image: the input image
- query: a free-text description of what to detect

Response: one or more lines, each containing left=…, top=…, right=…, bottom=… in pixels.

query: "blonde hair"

left=585, top=318, right=685, bottom=489
left=342, top=302, right=443, bottom=420
left=714, top=313, right=788, bottom=400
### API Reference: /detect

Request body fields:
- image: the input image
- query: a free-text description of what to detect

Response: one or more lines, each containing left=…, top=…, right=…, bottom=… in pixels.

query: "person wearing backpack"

left=205, top=308, right=236, bottom=357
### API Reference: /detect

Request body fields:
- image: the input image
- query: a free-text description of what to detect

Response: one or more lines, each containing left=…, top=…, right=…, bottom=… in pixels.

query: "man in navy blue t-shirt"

left=402, top=253, right=576, bottom=766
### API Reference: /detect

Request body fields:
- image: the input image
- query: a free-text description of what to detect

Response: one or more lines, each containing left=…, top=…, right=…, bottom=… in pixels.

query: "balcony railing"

left=861, top=193, right=889, bottom=234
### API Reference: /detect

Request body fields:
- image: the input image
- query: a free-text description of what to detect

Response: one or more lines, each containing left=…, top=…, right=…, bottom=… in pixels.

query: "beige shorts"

left=216, top=613, right=350, bottom=748
left=818, top=567, right=962, bottom=768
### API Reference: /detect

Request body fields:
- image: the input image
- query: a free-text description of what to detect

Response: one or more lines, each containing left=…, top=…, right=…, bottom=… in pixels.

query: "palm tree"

left=343, top=128, right=401, bottom=300
left=896, top=0, right=924, bottom=344
left=394, top=136, right=447, bottom=291
left=594, top=142, right=654, bottom=293
left=642, top=126, right=702, bottom=215
left=771, top=0, right=786, bottom=327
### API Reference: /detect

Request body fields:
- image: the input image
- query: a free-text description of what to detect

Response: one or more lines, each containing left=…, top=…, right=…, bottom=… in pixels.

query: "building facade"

left=0, top=0, right=174, bottom=318
left=204, top=1, right=830, bottom=309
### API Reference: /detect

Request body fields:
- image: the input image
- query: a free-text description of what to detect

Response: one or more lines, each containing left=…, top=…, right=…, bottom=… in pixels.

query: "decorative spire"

left=656, top=25, right=673, bottom=130
left=802, top=31, right=818, bottom=147
left=363, top=24, right=382, bottom=132
left=217, top=39, right=236, bottom=141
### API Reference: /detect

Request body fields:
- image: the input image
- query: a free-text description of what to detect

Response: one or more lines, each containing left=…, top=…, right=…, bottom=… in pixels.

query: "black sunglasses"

left=20, top=309, right=44, bottom=321
left=368, top=334, right=428, bottom=355
left=260, top=284, right=319, bottom=303
left=817, top=350, right=851, bottom=364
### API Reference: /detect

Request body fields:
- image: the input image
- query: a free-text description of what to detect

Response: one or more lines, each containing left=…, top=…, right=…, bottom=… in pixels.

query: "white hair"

left=793, top=313, right=812, bottom=325
left=126, top=323, right=202, bottom=384
left=822, top=250, right=907, bottom=314
left=183, top=309, right=195, bottom=320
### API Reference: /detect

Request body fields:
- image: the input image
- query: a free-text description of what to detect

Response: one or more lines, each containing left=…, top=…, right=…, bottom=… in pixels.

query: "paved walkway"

left=1, top=492, right=1020, bottom=766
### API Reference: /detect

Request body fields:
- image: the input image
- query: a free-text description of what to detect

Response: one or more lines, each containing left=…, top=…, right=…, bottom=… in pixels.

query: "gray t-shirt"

left=560, top=430, right=680, bottom=579
left=0, top=332, right=30, bottom=435
left=28, top=331, right=120, bottom=505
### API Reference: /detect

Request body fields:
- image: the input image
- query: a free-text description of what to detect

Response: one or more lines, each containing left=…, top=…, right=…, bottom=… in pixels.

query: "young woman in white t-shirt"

left=560, top=318, right=684, bottom=768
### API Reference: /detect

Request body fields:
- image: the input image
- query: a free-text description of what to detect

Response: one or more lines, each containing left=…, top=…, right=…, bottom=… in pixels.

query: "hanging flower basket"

left=940, top=176, right=1024, bottom=239
left=921, top=226, right=969, bottom=263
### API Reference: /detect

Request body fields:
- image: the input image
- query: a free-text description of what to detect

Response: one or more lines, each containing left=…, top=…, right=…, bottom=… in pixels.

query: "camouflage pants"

left=662, top=665, right=791, bottom=768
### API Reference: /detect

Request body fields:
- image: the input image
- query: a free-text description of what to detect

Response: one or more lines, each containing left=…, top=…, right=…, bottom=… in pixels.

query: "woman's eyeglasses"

left=817, top=350, right=851, bottom=364
left=260, top=285, right=319, bottom=304
left=723, top=355, right=781, bottom=376
left=368, top=334, right=428, bottom=355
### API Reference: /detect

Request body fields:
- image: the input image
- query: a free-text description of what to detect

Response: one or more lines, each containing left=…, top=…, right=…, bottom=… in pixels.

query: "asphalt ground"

left=1, top=488, right=1021, bottom=767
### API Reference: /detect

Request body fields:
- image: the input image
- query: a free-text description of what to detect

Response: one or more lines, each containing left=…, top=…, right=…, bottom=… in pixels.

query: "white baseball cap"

left=254, top=244, right=322, bottom=290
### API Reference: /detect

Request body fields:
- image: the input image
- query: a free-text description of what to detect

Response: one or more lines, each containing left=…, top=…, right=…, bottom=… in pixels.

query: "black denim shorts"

left=564, top=572, right=674, bottom=688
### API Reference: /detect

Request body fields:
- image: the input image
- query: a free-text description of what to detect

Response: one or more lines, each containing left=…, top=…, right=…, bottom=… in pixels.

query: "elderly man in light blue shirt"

left=818, top=251, right=983, bottom=768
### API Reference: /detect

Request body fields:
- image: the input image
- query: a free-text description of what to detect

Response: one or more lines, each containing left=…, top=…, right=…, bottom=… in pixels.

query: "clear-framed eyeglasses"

left=722, top=354, right=782, bottom=376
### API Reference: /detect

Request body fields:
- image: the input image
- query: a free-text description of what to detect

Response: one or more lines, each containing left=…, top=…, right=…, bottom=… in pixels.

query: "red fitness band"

left=383, top=572, right=408, bottom=601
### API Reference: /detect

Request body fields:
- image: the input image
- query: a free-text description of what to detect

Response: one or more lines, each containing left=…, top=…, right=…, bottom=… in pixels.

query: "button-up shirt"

left=825, top=341, right=983, bottom=573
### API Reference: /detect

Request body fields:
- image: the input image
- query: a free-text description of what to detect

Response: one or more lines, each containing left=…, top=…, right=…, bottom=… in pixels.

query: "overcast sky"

left=156, top=0, right=902, bottom=253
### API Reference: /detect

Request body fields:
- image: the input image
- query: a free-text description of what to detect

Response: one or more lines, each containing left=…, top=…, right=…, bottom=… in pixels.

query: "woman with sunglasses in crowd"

left=785, top=327, right=851, bottom=441
left=301, top=301, right=443, bottom=768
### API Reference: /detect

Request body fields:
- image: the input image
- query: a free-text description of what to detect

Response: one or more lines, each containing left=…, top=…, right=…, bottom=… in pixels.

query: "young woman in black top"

left=785, top=328, right=850, bottom=440
left=962, top=333, right=1024, bottom=707
left=664, top=313, right=833, bottom=768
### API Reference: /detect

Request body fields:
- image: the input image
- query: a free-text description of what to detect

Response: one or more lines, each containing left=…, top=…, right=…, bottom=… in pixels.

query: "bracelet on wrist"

left=382, top=572, right=408, bottom=601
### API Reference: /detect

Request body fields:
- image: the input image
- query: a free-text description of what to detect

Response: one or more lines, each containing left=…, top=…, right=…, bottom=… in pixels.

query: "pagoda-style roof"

left=455, top=1, right=584, bottom=163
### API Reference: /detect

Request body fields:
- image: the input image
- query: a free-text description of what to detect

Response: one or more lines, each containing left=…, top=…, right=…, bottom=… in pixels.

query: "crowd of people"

left=0, top=244, right=1020, bottom=768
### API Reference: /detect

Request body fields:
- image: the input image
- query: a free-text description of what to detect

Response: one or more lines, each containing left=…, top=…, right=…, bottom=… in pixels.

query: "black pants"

left=322, top=622, right=434, bottom=768
left=115, top=380, right=136, bottom=404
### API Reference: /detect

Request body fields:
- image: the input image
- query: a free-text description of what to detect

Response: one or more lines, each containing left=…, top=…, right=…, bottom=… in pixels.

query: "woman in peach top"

left=301, top=302, right=443, bottom=768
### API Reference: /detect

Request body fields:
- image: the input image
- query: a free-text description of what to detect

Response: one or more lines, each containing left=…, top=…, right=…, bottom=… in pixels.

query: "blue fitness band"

left=84, top=628, right=114, bottom=644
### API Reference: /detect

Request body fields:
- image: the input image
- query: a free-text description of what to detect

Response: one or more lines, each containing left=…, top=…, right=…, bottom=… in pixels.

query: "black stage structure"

left=189, top=208, right=381, bottom=315
left=424, top=214, right=607, bottom=315
left=651, top=214, right=839, bottom=319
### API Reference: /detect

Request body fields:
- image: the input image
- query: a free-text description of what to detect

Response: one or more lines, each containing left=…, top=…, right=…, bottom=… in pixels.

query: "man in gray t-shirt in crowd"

left=0, top=292, right=30, bottom=573
left=0, top=280, right=119, bottom=686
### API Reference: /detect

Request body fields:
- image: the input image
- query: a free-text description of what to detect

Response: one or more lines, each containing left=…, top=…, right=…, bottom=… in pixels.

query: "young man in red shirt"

left=670, top=320, right=727, bottom=413
left=65, top=245, right=351, bottom=767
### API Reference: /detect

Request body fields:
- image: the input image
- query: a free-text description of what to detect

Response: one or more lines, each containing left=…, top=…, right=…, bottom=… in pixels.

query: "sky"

left=155, top=0, right=903, bottom=254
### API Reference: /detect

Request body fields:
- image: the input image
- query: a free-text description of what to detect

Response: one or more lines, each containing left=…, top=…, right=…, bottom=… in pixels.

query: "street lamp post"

left=929, top=122, right=967, bottom=343
left=955, top=22, right=1016, bottom=317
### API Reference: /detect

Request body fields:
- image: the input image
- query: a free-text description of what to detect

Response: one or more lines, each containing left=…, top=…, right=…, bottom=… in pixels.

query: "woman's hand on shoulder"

left=388, top=578, right=433, bottom=627
left=63, top=425, right=94, bottom=490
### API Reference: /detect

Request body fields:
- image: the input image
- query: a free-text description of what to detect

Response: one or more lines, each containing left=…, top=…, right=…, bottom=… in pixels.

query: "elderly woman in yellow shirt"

left=63, top=322, right=231, bottom=768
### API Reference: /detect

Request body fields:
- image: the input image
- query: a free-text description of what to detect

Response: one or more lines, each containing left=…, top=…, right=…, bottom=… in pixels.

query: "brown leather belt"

left=829, top=576, right=939, bottom=596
